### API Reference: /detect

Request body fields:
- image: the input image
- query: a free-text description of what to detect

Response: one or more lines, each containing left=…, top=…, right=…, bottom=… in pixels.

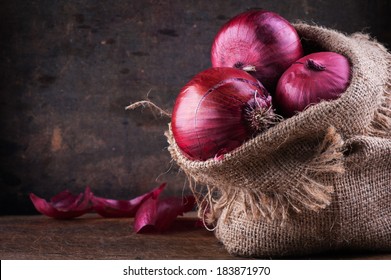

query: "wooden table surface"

left=1, top=213, right=390, bottom=260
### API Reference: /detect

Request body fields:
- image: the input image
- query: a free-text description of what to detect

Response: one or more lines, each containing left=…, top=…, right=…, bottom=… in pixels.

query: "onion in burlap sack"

left=166, top=23, right=391, bottom=257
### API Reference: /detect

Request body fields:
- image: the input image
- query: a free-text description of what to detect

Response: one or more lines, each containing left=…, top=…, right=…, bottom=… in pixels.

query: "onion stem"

left=306, top=59, right=326, bottom=71
left=242, top=65, right=257, bottom=72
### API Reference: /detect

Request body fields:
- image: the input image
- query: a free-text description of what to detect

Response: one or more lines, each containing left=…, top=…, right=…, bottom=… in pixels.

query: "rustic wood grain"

left=0, top=214, right=239, bottom=260
left=0, top=214, right=390, bottom=260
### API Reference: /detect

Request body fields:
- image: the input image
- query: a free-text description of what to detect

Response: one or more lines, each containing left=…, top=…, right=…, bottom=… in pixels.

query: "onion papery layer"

left=275, top=52, right=351, bottom=117
left=211, top=9, right=303, bottom=91
left=172, top=67, right=276, bottom=161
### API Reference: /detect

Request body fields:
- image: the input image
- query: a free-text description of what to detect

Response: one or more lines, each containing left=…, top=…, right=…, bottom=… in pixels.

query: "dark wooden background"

left=1, top=0, right=390, bottom=214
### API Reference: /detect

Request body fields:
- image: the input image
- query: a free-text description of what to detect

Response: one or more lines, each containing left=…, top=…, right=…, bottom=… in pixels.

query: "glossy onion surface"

left=211, top=9, right=303, bottom=91
left=275, top=51, right=351, bottom=117
left=172, top=67, right=271, bottom=161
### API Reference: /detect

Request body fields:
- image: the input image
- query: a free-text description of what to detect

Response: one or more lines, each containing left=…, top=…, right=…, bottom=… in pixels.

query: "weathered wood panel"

left=0, top=0, right=390, bottom=214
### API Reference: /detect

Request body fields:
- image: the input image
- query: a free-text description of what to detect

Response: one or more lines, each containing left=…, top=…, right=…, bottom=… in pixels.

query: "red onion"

left=275, top=51, right=351, bottom=117
left=211, top=9, right=303, bottom=91
left=172, top=67, right=277, bottom=161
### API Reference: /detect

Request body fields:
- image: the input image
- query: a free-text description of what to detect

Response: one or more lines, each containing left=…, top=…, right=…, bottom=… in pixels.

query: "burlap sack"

left=166, top=24, right=391, bottom=257
left=215, top=135, right=391, bottom=257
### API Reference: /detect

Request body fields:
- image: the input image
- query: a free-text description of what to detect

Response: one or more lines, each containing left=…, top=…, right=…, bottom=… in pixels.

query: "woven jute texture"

left=166, top=24, right=391, bottom=257
left=215, top=136, right=391, bottom=257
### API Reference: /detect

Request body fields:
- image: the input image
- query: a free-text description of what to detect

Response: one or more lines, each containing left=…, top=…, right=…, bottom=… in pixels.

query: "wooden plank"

left=0, top=214, right=243, bottom=260
left=1, top=214, right=390, bottom=260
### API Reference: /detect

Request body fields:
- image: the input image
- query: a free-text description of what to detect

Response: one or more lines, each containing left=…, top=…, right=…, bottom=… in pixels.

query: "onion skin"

left=211, top=9, right=303, bottom=91
left=172, top=67, right=274, bottom=161
left=275, top=52, right=351, bottom=117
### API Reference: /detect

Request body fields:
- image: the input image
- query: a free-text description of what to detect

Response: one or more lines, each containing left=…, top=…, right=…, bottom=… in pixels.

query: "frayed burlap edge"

left=166, top=126, right=345, bottom=224
left=362, top=35, right=391, bottom=138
